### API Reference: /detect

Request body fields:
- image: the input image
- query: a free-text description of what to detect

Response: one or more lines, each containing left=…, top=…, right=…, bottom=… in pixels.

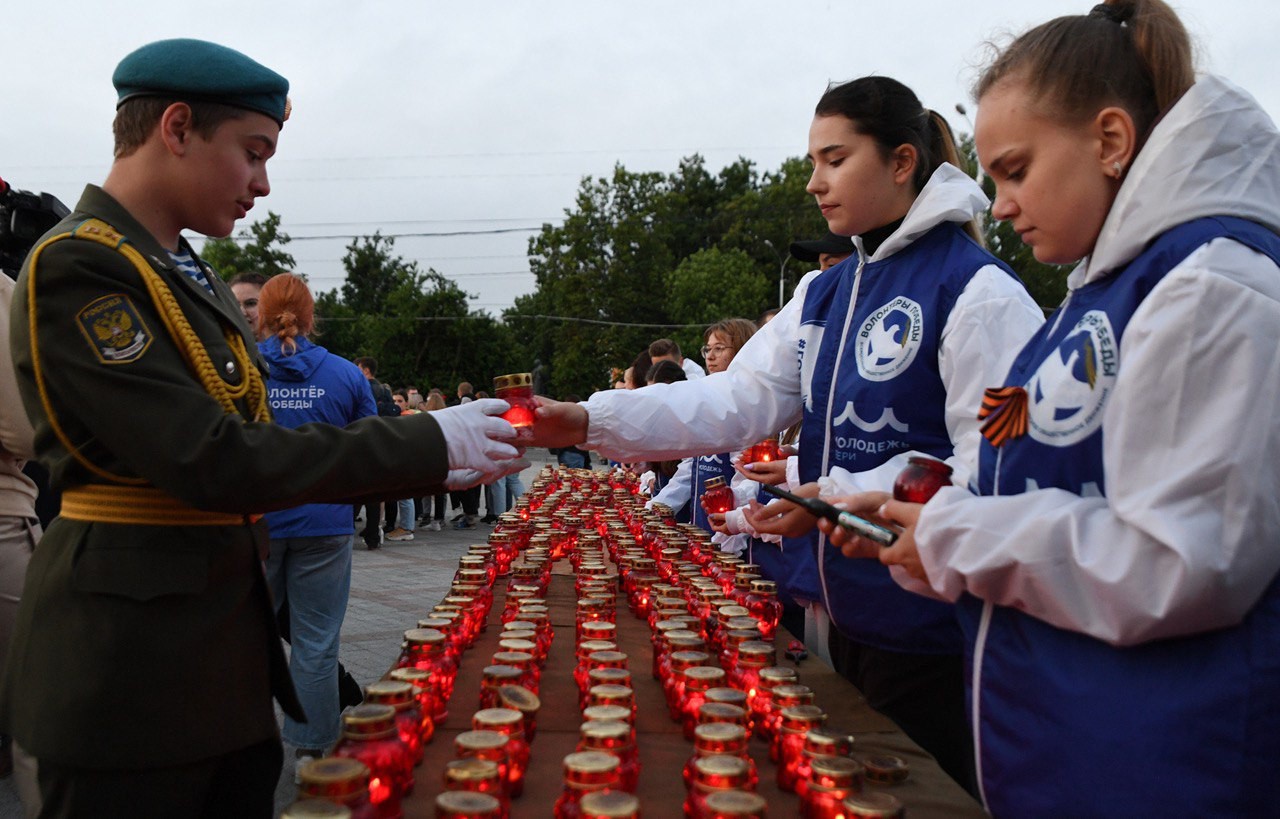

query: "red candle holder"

left=331, top=704, right=415, bottom=812
left=773, top=706, right=829, bottom=793
left=763, top=684, right=814, bottom=755
left=684, top=755, right=755, bottom=819
left=793, top=726, right=855, bottom=799
left=296, top=757, right=378, bottom=819
left=683, top=722, right=757, bottom=792
left=680, top=666, right=728, bottom=740
left=395, top=629, right=456, bottom=723
left=743, top=438, right=784, bottom=465
left=751, top=667, right=799, bottom=740
left=801, top=756, right=865, bottom=818
left=365, top=680, right=430, bottom=765
left=493, top=373, right=537, bottom=440
left=442, top=758, right=508, bottom=819
left=472, top=709, right=530, bottom=799
left=577, top=719, right=640, bottom=793
left=701, top=476, right=734, bottom=515
left=892, top=455, right=954, bottom=503
left=454, top=731, right=511, bottom=802
left=553, top=751, right=621, bottom=819
left=744, top=580, right=783, bottom=642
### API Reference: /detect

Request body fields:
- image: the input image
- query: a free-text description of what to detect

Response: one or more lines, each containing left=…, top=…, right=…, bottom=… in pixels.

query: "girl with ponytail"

left=545, top=74, right=1046, bottom=796
left=825, top=1, right=1280, bottom=814
left=257, top=273, right=379, bottom=760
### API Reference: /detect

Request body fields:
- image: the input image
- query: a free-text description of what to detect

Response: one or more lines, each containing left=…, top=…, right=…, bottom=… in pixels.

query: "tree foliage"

left=201, top=212, right=296, bottom=280
left=314, top=233, right=520, bottom=392
left=506, top=155, right=826, bottom=397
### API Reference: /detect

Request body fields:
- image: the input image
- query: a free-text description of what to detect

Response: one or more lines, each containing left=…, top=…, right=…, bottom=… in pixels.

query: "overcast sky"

left=5, top=0, right=1275, bottom=313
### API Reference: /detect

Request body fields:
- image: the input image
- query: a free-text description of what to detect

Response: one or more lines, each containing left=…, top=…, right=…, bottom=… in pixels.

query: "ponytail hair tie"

left=1089, top=3, right=1129, bottom=24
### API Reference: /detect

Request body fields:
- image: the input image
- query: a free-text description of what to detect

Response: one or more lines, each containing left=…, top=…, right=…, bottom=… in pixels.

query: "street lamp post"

left=763, top=238, right=787, bottom=309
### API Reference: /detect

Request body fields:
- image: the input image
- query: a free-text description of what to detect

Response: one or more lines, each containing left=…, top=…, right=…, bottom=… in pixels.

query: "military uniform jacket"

left=0, top=185, right=452, bottom=769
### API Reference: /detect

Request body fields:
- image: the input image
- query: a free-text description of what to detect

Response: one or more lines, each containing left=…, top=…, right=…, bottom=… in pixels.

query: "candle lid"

left=387, top=666, right=431, bottom=685
left=580, top=719, right=630, bottom=741
left=582, top=704, right=630, bottom=723
left=702, top=790, right=767, bottom=816
left=443, top=757, right=500, bottom=783
left=473, top=707, right=524, bottom=729
left=455, top=729, right=508, bottom=752
left=281, top=800, right=352, bottom=819
left=296, top=757, right=368, bottom=787
left=811, top=755, right=864, bottom=786
left=497, top=684, right=541, bottom=713
left=861, top=754, right=910, bottom=784
left=842, top=791, right=905, bottom=817
left=564, top=750, right=621, bottom=774
left=491, top=651, right=533, bottom=667
left=587, top=650, right=628, bottom=665
left=341, top=704, right=396, bottom=737
left=579, top=790, right=640, bottom=818
left=435, top=791, right=503, bottom=815
left=497, top=638, right=537, bottom=654
left=493, top=372, right=533, bottom=390
left=402, top=627, right=445, bottom=645
left=704, top=689, right=748, bottom=707
left=482, top=664, right=523, bottom=681
left=363, top=680, right=412, bottom=705
left=694, top=721, right=746, bottom=743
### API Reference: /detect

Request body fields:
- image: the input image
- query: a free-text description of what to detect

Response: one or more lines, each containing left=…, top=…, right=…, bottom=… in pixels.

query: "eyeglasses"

left=700, top=344, right=735, bottom=358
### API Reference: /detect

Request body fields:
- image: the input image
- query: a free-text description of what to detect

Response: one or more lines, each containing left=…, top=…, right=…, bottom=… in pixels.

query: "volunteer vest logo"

left=76, top=294, right=152, bottom=364
left=1026, top=310, right=1118, bottom=446
left=856, top=297, right=924, bottom=382
left=797, top=326, right=823, bottom=410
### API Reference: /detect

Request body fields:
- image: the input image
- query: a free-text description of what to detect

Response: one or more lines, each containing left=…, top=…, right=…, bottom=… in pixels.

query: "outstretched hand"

left=734, top=456, right=788, bottom=486
left=529, top=396, right=590, bottom=450
left=744, top=481, right=821, bottom=538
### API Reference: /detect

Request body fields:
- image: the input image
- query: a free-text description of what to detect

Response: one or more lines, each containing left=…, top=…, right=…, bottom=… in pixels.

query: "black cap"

left=788, top=231, right=854, bottom=264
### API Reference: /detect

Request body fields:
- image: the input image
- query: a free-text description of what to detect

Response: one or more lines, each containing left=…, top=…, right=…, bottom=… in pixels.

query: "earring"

left=1112, top=161, right=1124, bottom=178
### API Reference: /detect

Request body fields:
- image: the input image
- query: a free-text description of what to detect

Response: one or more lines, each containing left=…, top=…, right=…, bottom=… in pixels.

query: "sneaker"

left=480, top=515, right=498, bottom=524
left=451, top=513, right=465, bottom=523
left=386, top=527, right=415, bottom=542
left=294, top=748, right=324, bottom=784
left=453, top=517, right=477, bottom=530
left=428, top=520, right=442, bottom=531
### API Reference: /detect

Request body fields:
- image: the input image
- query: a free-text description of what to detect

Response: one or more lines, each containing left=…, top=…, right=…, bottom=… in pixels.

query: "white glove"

left=431, top=399, right=522, bottom=481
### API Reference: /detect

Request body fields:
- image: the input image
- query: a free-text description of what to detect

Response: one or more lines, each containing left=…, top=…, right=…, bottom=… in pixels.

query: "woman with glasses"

left=649, top=319, right=756, bottom=532
left=535, top=75, right=1044, bottom=793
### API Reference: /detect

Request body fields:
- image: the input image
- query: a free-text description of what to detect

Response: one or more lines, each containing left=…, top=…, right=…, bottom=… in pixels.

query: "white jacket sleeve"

left=584, top=274, right=820, bottom=462
left=649, top=458, right=692, bottom=512
left=819, top=265, right=1044, bottom=496
left=914, top=240, right=1280, bottom=646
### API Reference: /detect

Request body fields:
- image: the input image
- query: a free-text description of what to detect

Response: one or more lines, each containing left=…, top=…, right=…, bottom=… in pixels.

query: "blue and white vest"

left=793, top=222, right=1020, bottom=653
left=965, top=217, right=1280, bottom=815
left=691, top=452, right=736, bottom=533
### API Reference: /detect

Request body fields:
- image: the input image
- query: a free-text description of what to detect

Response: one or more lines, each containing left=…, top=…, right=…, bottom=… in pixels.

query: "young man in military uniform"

left=0, top=39, right=525, bottom=816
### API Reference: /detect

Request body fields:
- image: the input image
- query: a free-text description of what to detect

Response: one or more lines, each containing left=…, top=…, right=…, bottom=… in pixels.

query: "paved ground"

left=0, top=453, right=555, bottom=818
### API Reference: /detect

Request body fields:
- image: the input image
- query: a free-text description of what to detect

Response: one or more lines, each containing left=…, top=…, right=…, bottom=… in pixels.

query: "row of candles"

left=284, top=465, right=911, bottom=818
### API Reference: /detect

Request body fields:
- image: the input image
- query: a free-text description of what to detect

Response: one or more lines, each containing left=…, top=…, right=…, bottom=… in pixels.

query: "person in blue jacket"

left=825, top=1, right=1280, bottom=814
left=256, top=273, right=377, bottom=765
left=535, top=75, right=1044, bottom=793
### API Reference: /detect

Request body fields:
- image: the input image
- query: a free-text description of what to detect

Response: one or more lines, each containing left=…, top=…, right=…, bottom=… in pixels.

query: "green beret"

left=113, top=38, right=290, bottom=127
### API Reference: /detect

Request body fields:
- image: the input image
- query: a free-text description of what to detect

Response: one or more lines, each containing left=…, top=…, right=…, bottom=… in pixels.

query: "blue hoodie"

left=259, top=336, right=377, bottom=538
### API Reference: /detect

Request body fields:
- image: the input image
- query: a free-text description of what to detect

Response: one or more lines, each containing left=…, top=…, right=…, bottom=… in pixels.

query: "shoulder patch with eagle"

left=76, top=294, right=153, bottom=364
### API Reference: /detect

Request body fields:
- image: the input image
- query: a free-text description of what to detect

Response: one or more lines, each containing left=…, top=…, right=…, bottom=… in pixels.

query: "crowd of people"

left=0, top=0, right=1277, bottom=815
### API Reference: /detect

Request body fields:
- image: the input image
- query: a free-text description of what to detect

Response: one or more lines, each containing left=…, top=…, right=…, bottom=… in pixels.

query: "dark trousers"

left=828, top=629, right=978, bottom=798
left=461, top=486, right=480, bottom=517
left=37, top=737, right=282, bottom=818
left=358, top=501, right=380, bottom=547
